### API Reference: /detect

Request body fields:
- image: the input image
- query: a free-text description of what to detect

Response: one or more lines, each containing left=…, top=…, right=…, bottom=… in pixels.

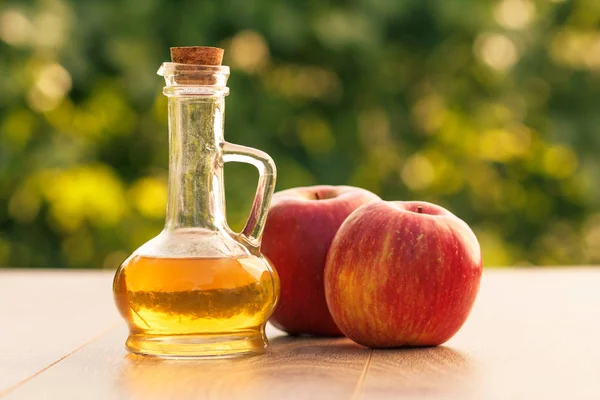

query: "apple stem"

left=417, top=206, right=423, bottom=214
left=315, top=192, right=321, bottom=200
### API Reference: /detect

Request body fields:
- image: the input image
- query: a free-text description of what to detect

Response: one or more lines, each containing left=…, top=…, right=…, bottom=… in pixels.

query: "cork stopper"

left=170, top=46, right=224, bottom=66
left=165, top=46, right=227, bottom=86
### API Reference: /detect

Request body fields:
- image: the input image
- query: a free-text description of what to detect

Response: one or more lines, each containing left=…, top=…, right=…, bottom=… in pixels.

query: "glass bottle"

left=113, top=61, right=279, bottom=358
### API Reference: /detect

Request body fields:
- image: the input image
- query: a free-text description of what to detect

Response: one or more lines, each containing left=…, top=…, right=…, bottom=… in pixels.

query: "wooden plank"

left=359, top=269, right=600, bottom=400
left=0, top=269, right=118, bottom=395
left=3, top=324, right=370, bottom=400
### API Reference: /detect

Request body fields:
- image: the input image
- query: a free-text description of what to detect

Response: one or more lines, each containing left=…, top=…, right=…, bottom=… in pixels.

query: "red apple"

left=324, top=201, right=482, bottom=347
left=262, top=185, right=381, bottom=336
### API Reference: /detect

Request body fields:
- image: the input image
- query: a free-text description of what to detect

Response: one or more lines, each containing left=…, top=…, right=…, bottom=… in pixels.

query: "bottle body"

left=113, top=62, right=278, bottom=358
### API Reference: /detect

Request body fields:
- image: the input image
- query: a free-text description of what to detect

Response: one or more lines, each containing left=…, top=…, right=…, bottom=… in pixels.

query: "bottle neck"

left=164, top=95, right=226, bottom=231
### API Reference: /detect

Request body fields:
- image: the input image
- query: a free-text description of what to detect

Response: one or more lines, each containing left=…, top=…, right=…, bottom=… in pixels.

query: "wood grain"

left=2, top=268, right=600, bottom=400
left=0, top=269, right=118, bottom=395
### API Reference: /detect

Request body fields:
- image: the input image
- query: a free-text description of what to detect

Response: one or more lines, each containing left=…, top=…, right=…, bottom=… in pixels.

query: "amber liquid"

left=113, top=255, right=278, bottom=357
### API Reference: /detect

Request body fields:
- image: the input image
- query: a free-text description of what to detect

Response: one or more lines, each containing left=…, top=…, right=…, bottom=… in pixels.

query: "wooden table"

left=1, top=268, right=598, bottom=399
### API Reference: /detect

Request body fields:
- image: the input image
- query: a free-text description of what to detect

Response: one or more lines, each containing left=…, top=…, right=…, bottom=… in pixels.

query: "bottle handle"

left=221, top=142, right=276, bottom=250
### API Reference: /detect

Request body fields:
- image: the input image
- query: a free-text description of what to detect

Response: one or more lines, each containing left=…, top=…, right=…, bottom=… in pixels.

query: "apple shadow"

left=268, top=332, right=356, bottom=344
left=362, top=346, right=476, bottom=397
left=268, top=334, right=367, bottom=357
left=269, top=336, right=477, bottom=396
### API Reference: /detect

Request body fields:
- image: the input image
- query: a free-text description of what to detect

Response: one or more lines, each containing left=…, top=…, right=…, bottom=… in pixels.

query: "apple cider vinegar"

left=114, top=255, right=278, bottom=357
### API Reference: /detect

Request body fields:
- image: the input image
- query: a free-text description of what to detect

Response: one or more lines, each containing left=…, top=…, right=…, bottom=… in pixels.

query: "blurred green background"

left=0, top=0, right=599, bottom=269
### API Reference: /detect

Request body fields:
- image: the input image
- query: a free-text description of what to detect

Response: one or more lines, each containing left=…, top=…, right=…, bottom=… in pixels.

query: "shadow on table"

left=117, top=334, right=475, bottom=399
left=362, top=346, right=476, bottom=399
